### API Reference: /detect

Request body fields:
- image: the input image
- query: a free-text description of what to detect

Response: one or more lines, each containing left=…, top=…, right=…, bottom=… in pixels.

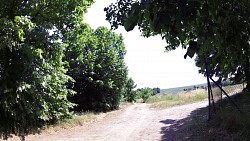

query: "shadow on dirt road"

left=160, top=106, right=208, bottom=141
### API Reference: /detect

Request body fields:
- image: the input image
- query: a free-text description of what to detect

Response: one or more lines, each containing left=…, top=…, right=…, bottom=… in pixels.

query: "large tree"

left=65, top=24, right=128, bottom=111
left=123, top=77, right=137, bottom=102
left=105, top=0, right=250, bottom=90
left=0, top=0, right=93, bottom=138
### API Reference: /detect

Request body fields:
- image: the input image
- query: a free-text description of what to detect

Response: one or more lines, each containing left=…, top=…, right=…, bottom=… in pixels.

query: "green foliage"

left=123, top=78, right=137, bottom=102
left=152, top=87, right=160, bottom=95
left=0, top=0, right=135, bottom=138
left=105, top=0, right=250, bottom=90
left=137, top=87, right=154, bottom=103
left=0, top=0, right=94, bottom=138
left=65, top=24, right=128, bottom=111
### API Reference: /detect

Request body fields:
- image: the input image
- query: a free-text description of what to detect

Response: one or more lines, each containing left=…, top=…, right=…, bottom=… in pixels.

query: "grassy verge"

left=207, top=93, right=250, bottom=140
left=152, top=84, right=250, bottom=140
left=147, top=84, right=243, bottom=109
left=167, top=91, right=250, bottom=140
left=55, top=112, right=100, bottom=127
left=41, top=111, right=102, bottom=132
left=146, top=89, right=208, bottom=109
left=43, top=102, right=131, bottom=131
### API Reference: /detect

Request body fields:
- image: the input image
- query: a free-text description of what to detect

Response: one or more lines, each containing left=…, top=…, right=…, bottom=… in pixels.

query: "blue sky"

left=84, top=0, right=207, bottom=89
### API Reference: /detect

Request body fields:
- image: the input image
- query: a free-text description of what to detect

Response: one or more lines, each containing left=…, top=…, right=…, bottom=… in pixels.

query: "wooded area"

left=0, top=0, right=146, bottom=138
left=0, top=0, right=249, bottom=139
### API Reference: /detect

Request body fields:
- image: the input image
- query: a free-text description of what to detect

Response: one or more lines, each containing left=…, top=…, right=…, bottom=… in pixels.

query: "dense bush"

left=65, top=25, right=128, bottom=112
left=0, top=0, right=94, bottom=138
left=123, top=78, right=137, bottom=102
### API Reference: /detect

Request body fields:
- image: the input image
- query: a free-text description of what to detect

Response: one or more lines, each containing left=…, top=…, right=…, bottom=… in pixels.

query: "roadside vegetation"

left=52, top=84, right=243, bottom=129
left=0, top=0, right=137, bottom=139
left=146, top=84, right=250, bottom=140
left=105, top=0, right=250, bottom=139
left=184, top=92, right=250, bottom=141
left=146, top=84, right=242, bottom=109
left=1, top=0, right=249, bottom=140
left=211, top=98, right=250, bottom=140
left=146, top=89, right=207, bottom=109
left=50, top=112, right=100, bottom=129
left=56, top=84, right=250, bottom=140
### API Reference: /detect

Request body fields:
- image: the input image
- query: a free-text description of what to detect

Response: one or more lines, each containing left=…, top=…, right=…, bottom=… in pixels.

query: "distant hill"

left=159, top=83, right=208, bottom=95
left=158, top=80, right=234, bottom=95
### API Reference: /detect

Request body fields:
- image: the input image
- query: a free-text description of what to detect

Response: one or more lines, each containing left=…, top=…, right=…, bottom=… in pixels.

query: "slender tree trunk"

left=244, top=56, right=250, bottom=92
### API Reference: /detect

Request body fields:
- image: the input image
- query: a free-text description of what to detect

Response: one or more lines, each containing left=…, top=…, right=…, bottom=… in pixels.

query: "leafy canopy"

left=65, top=23, right=128, bottom=111
left=0, top=0, right=94, bottom=137
left=105, top=0, right=250, bottom=87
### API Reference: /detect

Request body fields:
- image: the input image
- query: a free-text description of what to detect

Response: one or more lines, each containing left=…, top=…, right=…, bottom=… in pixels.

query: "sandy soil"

left=7, top=101, right=208, bottom=141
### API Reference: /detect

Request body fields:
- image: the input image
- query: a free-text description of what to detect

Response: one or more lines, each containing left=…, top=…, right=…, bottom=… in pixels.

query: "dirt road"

left=23, top=101, right=208, bottom=141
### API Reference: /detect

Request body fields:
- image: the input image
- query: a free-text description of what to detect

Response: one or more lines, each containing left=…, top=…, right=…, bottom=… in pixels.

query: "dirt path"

left=20, top=101, right=208, bottom=141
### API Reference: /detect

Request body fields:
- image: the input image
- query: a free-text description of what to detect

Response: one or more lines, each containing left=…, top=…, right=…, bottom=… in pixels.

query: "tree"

left=123, top=78, right=137, bottom=102
left=153, top=87, right=160, bottom=95
left=0, top=0, right=94, bottom=138
left=140, top=87, right=154, bottom=103
left=65, top=24, right=128, bottom=111
left=105, top=0, right=250, bottom=90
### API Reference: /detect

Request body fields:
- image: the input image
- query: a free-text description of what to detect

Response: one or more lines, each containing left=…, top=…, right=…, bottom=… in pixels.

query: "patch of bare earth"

left=7, top=101, right=209, bottom=141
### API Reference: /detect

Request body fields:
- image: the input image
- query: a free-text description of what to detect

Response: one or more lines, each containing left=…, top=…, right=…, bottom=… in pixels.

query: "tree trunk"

left=244, top=56, right=250, bottom=92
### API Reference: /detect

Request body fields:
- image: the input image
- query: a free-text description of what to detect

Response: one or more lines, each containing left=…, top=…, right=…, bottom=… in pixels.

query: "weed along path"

left=24, top=101, right=208, bottom=141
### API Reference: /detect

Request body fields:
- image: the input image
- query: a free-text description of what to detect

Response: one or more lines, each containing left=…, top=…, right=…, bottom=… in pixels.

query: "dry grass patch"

left=45, top=102, right=131, bottom=131
left=147, top=84, right=244, bottom=109
left=44, top=111, right=102, bottom=131
left=146, top=89, right=207, bottom=109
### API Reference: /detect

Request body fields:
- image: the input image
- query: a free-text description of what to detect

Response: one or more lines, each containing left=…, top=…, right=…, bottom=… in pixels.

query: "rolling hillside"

left=158, top=80, right=234, bottom=95
left=159, top=83, right=208, bottom=95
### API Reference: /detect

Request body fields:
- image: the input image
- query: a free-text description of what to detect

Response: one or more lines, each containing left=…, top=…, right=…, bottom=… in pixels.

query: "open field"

left=158, top=83, right=208, bottom=95
left=147, top=89, right=208, bottom=108
left=147, top=84, right=244, bottom=109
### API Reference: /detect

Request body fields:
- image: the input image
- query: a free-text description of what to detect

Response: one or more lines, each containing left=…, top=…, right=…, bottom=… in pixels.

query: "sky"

left=84, top=0, right=207, bottom=89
